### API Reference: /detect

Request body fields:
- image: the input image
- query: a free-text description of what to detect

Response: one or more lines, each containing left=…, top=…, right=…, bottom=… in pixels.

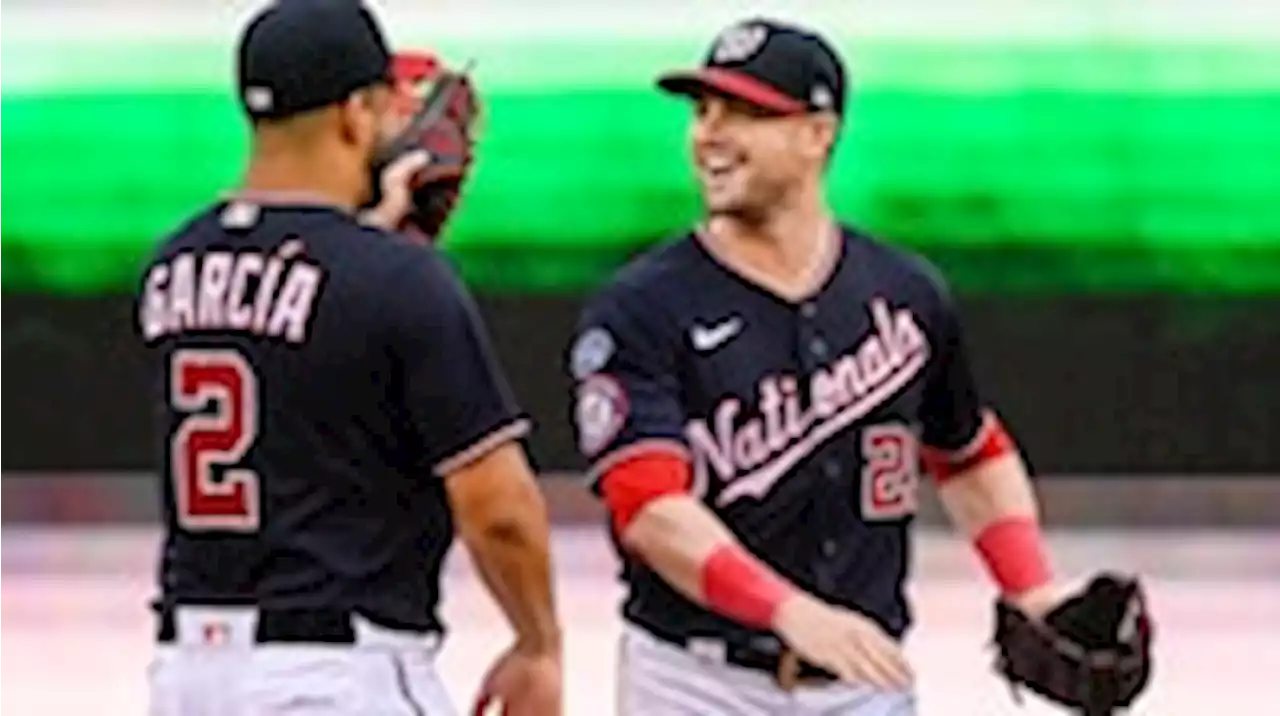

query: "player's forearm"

left=447, top=444, right=561, bottom=654
left=937, top=453, right=1055, bottom=606
left=936, top=453, right=1038, bottom=536
left=458, top=481, right=560, bottom=653
left=620, top=495, right=733, bottom=597
left=621, top=495, right=799, bottom=629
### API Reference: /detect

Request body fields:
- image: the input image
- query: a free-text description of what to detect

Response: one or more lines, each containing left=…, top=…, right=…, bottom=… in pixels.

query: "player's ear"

left=334, top=93, right=362, bottom=146
left=336, top=88, right=380, bottom=147
left=803, top=112, right=839, bottom=164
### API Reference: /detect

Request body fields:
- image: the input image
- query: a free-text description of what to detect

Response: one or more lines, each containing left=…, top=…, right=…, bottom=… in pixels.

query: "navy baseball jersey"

left=569, top=226, right=986, bottom=644
left=136, top=200, right=527, bottom=632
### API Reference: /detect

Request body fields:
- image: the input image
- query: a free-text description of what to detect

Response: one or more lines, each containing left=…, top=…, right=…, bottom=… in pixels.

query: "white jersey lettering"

left=140, top=248, right=324, bottom=344
left=685, top=298, right=931, bottom=507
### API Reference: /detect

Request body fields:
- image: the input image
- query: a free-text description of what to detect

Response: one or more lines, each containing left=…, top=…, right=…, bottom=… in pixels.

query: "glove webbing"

left=996, top=606, right=1140, bottom=715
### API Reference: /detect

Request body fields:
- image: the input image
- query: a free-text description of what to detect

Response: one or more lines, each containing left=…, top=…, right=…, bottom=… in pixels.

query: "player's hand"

left=773, top=592, right=914, bottom=690
left=471, top=644, right=562, bottom=716
left=359, top=149, right=432, bottom=231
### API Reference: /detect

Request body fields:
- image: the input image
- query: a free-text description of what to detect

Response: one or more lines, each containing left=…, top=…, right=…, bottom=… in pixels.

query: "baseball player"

left=569, top=18, right=1152, bottom=716
left=136, top=3, right=561, bottom=715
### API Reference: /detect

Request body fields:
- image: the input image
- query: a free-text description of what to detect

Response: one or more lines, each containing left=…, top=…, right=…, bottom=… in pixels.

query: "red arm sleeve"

left=598, top=453, right=691, bottom=534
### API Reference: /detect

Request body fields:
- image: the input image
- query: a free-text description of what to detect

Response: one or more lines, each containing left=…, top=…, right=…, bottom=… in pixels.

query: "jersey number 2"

left=860, top=424, right=920, bottom=520
left=170, top=349, right=261, bottom=532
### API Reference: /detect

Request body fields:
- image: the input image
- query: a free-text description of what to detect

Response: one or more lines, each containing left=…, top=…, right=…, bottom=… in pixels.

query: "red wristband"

left=974, top=516, right=1053, bottom=595
left=700, top=545, right=794, bottom=630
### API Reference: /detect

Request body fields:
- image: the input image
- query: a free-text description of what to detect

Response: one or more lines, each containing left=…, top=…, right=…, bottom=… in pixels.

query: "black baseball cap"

left=236, top=1, right=393, bottom=120
left=657, top=18, right=846, bottom=116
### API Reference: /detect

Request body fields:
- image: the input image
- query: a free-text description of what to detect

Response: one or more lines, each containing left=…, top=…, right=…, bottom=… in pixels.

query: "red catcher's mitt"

left=373, top=51, right=479, bottom=242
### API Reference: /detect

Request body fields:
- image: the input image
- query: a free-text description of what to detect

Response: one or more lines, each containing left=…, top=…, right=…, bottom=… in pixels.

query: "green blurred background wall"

left=6, top=0, right=1280, bottom=294
left=4, top=0, right=1279, bottom=482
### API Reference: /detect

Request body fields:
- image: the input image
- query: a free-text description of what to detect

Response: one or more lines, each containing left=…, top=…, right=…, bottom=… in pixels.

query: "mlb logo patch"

left=202, top=621, right=231, bottom=646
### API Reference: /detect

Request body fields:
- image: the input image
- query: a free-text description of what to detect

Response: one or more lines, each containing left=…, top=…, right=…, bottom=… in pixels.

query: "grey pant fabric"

left=617, top=626, right=917, bottom=716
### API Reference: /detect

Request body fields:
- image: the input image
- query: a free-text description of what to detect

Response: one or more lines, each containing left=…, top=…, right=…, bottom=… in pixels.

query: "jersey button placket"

left=819, top=461, right=841, bottom=559
left=809, top=336, right=828, bottom=359
left=795, top=307, right=824, bottom=372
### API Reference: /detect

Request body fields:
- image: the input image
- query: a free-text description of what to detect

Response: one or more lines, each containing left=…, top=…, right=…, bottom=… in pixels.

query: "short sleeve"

left=392, top=251, right=529, bottom=476
left=568, top=288, right=689, bottom=487
left=919, top=274, right=987, bottom=453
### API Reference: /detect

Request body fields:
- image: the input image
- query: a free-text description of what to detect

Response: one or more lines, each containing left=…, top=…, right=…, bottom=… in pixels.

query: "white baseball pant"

left=148, top=607, right=455, bottom=716
left=618, top=625, right=916, bottom=716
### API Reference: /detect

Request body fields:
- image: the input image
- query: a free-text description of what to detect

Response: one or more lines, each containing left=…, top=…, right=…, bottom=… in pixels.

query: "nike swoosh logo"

left=690, top=318, right=743, bottom=352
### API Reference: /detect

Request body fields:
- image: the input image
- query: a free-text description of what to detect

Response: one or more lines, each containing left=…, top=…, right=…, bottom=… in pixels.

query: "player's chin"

left=701, top=189, right=747, bottom=218
left=705, top=199, right=765, bottom=223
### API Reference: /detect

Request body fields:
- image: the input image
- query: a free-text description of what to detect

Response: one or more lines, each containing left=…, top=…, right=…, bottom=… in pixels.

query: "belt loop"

left=776, top=649, right=801, bottom=691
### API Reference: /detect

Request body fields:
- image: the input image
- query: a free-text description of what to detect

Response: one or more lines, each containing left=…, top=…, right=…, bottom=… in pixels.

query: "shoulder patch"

left=575, top=374, right=628, bottom=458
left=570, top=327, right=616, bottom=380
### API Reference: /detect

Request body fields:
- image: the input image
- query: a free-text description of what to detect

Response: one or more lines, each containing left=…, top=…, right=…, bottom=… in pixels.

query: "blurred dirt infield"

left=3, top=525, right=1278, bottom=716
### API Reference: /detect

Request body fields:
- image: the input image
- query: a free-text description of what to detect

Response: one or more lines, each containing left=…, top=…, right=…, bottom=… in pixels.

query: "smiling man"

left=566, top=17, right=1151, bottom=716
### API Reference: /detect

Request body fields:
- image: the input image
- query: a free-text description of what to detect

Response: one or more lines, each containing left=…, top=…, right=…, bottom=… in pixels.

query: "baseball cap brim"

left=656, top=68, right=806, bottom=114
